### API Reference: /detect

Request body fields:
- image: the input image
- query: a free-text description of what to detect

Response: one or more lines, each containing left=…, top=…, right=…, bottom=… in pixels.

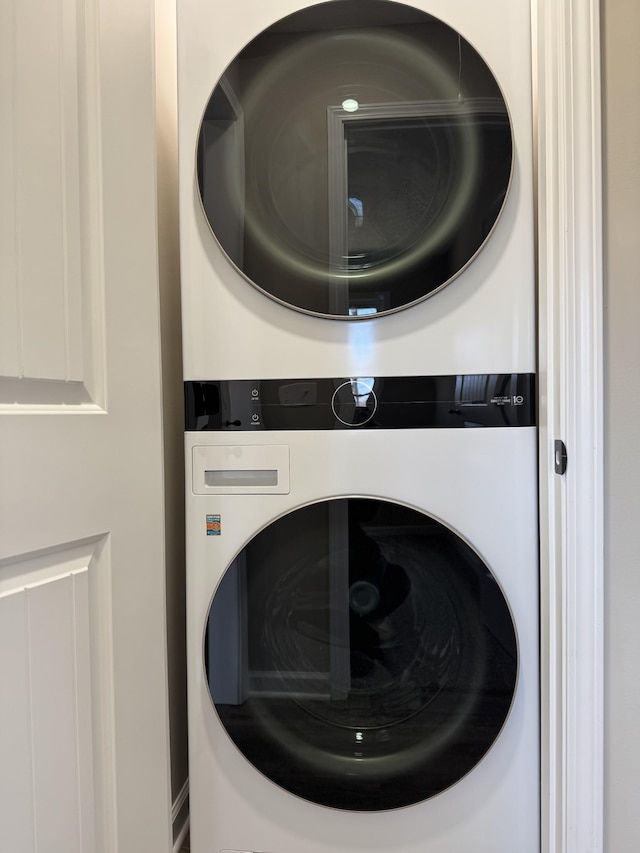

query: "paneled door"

left=0, top=0, right=172, bottom=851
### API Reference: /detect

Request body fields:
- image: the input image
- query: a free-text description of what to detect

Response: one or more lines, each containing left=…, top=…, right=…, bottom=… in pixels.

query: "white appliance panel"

left=185, top=427, right=538, bottom=853
left=178, top=0, right=535, bottom=380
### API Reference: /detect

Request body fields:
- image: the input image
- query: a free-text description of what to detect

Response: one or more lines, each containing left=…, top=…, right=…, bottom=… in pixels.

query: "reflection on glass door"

left=197, top=0, right=513, bottom=318
left=205, top=498, right=518, bottom=811
left=327, top=99, right=509, bottom=315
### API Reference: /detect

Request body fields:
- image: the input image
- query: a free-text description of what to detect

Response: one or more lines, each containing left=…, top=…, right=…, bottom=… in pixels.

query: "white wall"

left=155, top=0, right=190, bottom=816
left=602, top=0, right=640, bottom=848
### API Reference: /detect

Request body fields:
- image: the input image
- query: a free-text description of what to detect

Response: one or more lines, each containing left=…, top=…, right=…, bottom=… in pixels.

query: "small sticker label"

left=206, top=514, right=221, bottom=536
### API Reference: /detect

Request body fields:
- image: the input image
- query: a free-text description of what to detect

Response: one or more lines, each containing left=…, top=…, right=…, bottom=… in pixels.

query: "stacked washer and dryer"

left=177, top=1, right=538, bottom=852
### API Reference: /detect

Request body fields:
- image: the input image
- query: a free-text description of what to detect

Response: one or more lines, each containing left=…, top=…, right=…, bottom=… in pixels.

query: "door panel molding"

left=0, top=0, right=106, bottom=409
left=0, top=535, right=115, bottom=853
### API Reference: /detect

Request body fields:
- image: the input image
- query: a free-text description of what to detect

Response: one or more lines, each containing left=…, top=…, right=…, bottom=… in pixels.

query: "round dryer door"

left=205, top=497, right=518, bottom=811
left=197, top=0, right=513, bottom=318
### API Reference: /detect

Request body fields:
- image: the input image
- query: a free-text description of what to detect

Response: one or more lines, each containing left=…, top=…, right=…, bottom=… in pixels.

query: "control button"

left=250, top=413, right=260, bottom=425
left=331, top=379, right=377, bottom=426
left=251, top=388, right=259, bottom=398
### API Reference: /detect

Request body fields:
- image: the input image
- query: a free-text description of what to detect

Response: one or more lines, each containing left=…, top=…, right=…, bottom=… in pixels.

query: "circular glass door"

left=197, top=0, right=513, bottom=318
left=205, top=498, right=518, bottom=811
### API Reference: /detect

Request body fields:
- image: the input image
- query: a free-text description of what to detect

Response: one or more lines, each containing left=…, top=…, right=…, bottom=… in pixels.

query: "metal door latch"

left=554, top=439, right=567, bottom=475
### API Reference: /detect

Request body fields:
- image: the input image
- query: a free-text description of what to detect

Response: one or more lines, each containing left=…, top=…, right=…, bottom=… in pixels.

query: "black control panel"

left=184, top=374, right=536, bottom=431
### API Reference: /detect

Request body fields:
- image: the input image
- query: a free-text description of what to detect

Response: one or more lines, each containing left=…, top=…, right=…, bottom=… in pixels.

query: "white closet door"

left=0, top=0, right=172, bottom=851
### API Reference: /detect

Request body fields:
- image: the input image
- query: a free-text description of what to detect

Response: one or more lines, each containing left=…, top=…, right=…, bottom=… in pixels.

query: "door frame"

left=534, top=1, right=604, bottom=851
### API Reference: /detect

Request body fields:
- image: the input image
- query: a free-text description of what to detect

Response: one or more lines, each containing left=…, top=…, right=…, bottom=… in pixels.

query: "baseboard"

left=172, top=778, right=189, bottom=851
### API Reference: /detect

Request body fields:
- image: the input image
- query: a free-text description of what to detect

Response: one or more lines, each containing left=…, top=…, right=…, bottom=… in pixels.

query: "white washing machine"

left=185, top=373, right=538, bottom=853
left=177, top=0, right=536, bottom=380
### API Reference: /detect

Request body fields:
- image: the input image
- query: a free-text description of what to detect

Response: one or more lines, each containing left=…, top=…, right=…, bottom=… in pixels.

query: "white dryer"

left=185, top=373, right=538, bottom=853
left=177, top=0, right=535, bottom=380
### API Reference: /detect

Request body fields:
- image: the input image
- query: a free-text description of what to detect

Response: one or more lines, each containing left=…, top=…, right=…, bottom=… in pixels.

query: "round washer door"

left=197, top=0, right=513, bottom=319
left=205, top=497, right=518, bottom=811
